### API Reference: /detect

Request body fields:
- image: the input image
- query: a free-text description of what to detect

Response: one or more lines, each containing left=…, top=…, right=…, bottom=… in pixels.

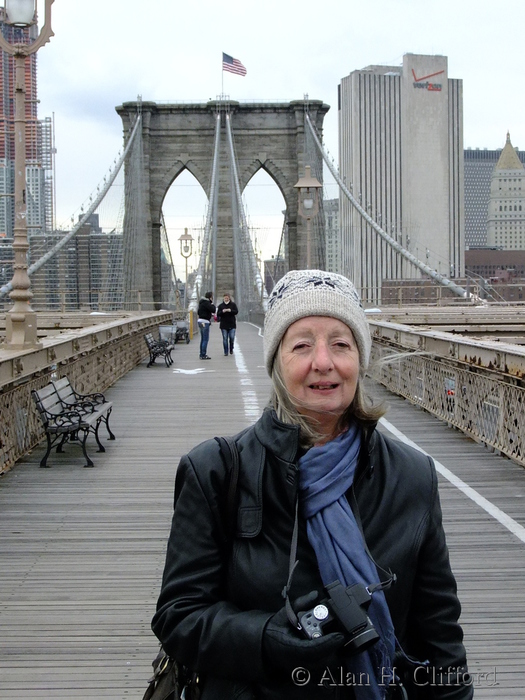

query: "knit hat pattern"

left=263, top=269, right=371, bottom=375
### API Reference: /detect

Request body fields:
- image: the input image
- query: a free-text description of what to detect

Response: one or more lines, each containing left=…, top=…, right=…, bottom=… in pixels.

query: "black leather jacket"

left=152, top=409, right=473, bottom=700
left=198, top=297, right=216, bottom=321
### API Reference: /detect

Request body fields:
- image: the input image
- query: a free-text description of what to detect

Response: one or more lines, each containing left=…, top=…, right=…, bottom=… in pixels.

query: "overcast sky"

left=35, top=0, right=525, bottom=268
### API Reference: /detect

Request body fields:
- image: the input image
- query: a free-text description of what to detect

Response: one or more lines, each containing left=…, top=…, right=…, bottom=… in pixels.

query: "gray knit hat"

left=263, top=269, right=371, bottom=375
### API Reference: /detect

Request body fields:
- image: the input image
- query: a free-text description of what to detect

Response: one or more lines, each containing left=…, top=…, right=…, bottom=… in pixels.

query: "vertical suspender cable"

left=225, top=113, right=268, bottom=309
left=230, top=156, right=243, bottom=310
left=211, top=115, right=221, bottom=301
left=189, top=112, right=221, bottom=311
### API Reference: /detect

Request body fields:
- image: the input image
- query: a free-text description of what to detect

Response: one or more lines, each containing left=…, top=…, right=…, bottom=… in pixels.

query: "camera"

left=297, top=580, right=379, bottom=655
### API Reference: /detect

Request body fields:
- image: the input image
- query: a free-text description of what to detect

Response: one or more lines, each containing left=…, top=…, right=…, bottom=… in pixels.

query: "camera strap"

left=282, top=497, right=301, bottom=630
left=282, top=487, right=397, bottom=631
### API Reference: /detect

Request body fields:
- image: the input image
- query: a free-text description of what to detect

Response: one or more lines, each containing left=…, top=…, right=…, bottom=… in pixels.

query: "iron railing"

left=0, top=312, right=172, bottom=474
left=369, top=321, right=525, bottom=467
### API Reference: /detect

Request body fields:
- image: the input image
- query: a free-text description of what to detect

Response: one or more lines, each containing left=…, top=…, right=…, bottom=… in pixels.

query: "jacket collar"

left=254, top=407, right=301, bottom=463
left=255, top=409, right=378, bottom=466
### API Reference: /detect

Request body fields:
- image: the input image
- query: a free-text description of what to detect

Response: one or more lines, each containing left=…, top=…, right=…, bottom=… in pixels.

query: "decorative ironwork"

left=370, top=344, right=525, bottom=467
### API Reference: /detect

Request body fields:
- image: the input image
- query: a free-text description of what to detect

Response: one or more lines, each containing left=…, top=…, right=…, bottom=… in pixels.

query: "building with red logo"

left=338, top=53, right=464, bottom=304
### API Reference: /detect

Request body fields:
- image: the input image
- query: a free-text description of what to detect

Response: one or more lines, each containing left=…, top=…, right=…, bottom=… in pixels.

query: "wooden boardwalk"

left=0, top=321, right=524, bottom=698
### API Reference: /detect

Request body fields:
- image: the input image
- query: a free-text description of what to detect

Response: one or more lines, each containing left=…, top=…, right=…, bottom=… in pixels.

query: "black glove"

left=262, top=591, right=345, bottom=678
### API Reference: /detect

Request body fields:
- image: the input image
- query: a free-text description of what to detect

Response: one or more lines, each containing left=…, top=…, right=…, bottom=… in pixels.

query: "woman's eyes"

left=292, top=341, right=352, bottom=351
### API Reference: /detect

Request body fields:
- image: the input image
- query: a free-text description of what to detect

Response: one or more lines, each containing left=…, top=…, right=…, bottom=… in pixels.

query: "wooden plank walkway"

left=0, top=321, right=524, bottom=697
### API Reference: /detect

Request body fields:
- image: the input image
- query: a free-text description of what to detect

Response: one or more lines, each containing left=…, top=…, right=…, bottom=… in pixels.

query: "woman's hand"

left=262, top=591, right=345, bottom=678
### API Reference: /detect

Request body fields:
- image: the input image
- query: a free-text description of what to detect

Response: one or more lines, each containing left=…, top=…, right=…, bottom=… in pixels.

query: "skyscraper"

left=486, top=133, right=525, bottom=250
left=0, top=10, right=51, bottom=240
left=464, top=146, right=525, bottom=248
left=324, top=198, right=340, bottom=272
left=338, top=53, right=464, bottom=302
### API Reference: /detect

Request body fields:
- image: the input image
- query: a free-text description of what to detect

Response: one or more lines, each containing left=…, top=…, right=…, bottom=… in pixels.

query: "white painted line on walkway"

left=245, top=321, right=264, bottom=337
left=380, top=417, right=525, bottom=545
left=233, top=339, right=261, bottom=422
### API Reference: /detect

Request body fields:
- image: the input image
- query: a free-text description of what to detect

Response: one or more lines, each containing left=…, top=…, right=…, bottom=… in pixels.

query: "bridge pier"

left=116, top=99, right=330, bottom=307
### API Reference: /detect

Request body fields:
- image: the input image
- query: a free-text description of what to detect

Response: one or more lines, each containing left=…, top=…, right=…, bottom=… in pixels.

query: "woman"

left=152, top=270, right=473, bottom=700
left=217, top=292, right=239, bottom=356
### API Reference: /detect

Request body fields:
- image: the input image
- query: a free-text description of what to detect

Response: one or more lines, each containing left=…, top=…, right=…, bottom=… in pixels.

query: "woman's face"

left=279, top=316, right=360, bottom=436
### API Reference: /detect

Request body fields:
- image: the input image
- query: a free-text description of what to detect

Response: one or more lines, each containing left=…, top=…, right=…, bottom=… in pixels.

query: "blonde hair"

left=269, top=350, right=385, bottom=448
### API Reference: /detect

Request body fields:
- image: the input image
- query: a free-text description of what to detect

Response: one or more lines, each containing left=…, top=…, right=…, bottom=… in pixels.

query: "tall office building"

left=339, top=53, right=464, bottom=302
left=0, top=11, right=51, bottom=240
left=465, top=145, right=525, bottom=248
left=486, top=133, right=525, bottom=250
left=39, top=115, right=55, bottom=232
left=324, top=198, right=340, bottom=272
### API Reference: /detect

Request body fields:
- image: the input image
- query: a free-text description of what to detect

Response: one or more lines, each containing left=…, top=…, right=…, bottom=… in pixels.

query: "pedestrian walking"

left=216, top=293, right=238, bottom=356
left=197, top=291, right=215, bottom=360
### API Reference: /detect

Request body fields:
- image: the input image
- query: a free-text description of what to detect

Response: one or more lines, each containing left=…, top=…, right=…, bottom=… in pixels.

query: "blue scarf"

left=298, top=424, right=395, bottom=699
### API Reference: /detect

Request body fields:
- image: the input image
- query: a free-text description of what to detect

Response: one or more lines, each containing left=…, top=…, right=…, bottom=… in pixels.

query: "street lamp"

left=1, top=0, right=54, bottom=348
left=178, top=228, right=194, bottom=310
left=294, top=165, right=322, bottom=269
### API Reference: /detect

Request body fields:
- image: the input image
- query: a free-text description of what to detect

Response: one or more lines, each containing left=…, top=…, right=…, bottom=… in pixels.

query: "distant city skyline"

left=34, top=0, right=525, bottom=239
left=0, top=0, right=518, bottom=287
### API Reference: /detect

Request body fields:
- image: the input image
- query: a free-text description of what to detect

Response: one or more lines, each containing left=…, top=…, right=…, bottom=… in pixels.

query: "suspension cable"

left=304, top=113, right=470, bottom=300
left=189, top=112, right=221, bottom=311
left=0, top=114, right=142, bottom=299
left=225, top=113, right=267, bottom=309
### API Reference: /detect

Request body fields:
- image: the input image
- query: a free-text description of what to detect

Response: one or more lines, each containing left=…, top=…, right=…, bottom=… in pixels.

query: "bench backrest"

left=53, top=377, right=76, bottom=407
left=144, top=333, right=157, bottom=349
left=32, top=383, right=63, bottom=422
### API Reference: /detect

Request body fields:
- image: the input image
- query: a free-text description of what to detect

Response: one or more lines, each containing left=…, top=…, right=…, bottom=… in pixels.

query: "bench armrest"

left=74, top=391, right=106, bottom=405
left=45, top=409, right=83, bottom=429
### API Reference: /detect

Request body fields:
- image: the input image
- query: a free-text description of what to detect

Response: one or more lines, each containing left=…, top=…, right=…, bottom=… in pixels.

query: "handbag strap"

left=215, top=436, right=240, bottom=537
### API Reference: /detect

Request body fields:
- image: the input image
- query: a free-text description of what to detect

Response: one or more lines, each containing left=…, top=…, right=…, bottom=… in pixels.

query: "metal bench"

left=144, top=332, right=174, bottom=367
left=31, top=381, right=112, bottom=468
left=174, top=320, right=190, bottom=344
left=52, top=376, right=115, bottom=441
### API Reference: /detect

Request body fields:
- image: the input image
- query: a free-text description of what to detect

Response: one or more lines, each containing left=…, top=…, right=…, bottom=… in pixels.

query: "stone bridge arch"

left=116, top=99, right=329, bottom=307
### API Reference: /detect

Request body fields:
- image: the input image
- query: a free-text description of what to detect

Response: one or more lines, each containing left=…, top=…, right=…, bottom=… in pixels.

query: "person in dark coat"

left=152, top=270, right=473, bottom=700
left=217, top=293, right=239, bottom=356
left=197, top=291, right=215, bottom=359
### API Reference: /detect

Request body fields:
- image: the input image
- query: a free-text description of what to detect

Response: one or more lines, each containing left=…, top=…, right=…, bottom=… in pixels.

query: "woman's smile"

left=309, top=382, right=339, bottom=391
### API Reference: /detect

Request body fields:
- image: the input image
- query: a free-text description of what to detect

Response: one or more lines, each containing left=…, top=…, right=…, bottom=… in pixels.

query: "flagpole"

left=221, top=53, right=224, bottom=97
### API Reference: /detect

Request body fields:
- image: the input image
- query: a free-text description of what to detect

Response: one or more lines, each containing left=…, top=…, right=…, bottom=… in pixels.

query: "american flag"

left=222, top=53, right=247, bottom=77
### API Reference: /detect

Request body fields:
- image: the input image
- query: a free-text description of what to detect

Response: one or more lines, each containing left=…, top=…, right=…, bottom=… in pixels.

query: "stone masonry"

left=116, top=100, right=329, bottom=307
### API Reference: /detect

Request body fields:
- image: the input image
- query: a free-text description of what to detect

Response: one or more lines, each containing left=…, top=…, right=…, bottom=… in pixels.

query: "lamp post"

left=294, top=165, right=322, bottom=269
left=1, top=0, right=54, bottom=348
left=178, top=228, right=194, bottom=310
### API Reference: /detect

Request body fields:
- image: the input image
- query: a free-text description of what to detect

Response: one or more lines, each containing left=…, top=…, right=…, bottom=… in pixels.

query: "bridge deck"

left=0, top=322, right=524, bottom=698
